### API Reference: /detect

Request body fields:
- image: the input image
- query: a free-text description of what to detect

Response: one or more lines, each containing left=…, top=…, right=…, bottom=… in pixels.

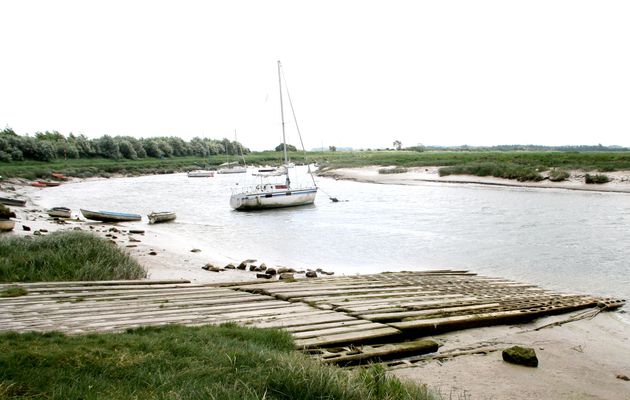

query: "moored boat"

left=217, top=162, right=247, bottom=174
left=229, top=61, right=317, bottom=211
left=187, top=170, right=214, bottom=177
left=80, top=209, right=142, bottom=222
left=51, top=172, right=69, bottom=181
left=0, top=197, right=26, bottom=207
left=31, top=182, right=47, bottom=187
left=47, top=207, right=72, bottom=218
left=148, top=211, right=177, bottom=224
left=38, top=181, right=61, bottom=187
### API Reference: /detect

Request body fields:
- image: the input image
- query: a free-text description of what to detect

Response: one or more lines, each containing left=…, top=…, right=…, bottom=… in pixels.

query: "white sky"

left=1, top=1, right=629, bottom=150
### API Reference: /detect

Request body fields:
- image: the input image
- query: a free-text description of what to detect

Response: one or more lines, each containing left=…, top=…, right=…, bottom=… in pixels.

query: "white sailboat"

left=218, top=130, right=247, bottom=174
left=229, top=61, right=318, bottom=211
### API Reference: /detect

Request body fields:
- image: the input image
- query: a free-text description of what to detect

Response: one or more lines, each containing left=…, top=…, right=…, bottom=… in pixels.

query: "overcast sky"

left=1, top=1, right=629, bottom=150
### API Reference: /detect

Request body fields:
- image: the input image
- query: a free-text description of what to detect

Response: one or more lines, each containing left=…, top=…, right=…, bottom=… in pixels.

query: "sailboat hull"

left=230, top=188, right=317, bottom=210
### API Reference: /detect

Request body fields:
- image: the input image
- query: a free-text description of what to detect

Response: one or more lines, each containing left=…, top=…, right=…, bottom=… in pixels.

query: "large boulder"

left=279, top=273, right=294, bottom=281
left=502, top=346, right=538, bottom=367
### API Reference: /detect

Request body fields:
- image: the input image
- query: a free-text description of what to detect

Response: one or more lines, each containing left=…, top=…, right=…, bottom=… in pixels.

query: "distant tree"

left=118, top=140, right=137, bottom=159
left=393, top=140, right=402, bottom=151
left=328, top=145, right=337, bottom=152
left=97, top=135, right=121, bottom=159
left=143, top=139, right=163, bottom=158
left=274, top=143, right=297, bottom=152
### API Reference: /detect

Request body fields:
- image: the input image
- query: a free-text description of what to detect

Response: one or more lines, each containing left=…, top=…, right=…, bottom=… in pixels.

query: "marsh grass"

left=437, top=162, right=544, bottom=182
left=379, top=167, right=408, bottom=174
left=548, top=168, right=571, bottom=182
left=584, top=173, right=610, bottom=184
left=0, top=324, right=432, bottom=400
left=0, top=231, right=145, bottom=282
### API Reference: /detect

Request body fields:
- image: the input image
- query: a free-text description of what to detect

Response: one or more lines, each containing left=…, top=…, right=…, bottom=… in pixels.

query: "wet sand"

left=2, top=176, right=629, bottom=399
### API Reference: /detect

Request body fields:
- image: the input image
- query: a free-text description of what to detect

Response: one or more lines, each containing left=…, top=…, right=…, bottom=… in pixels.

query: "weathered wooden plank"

left=292, top=321, right=386, bottom=339
left=295, top=327, right=401, bottom=349
left=312, top=339, right=440, bottom=365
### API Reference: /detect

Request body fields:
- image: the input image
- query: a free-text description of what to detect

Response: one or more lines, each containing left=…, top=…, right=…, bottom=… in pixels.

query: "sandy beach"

left=319, top=166, right=630, bottom=194
left=1, top=175, right=629, bottom=399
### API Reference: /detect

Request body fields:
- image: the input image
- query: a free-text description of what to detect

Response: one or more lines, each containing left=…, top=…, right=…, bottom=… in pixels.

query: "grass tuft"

left=378, top=167, right=408, bottom=174
left=0, top=231, right=146, bottom=282
left=548, top=168, right=571, bottom=182
left=584, top=173, right=610, bottom=184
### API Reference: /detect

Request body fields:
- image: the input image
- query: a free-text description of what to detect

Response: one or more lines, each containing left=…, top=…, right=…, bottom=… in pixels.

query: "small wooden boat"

left=38, top=181, right=61, bottom=187
left=148, top=211, right=177, bottom=224
left=0, top=197, right=26, bottom=207
left=51, top=173, right=69, bottom=181
left=80, top=209, right=142, bottom=222
left=0, top=220, right=15, bottom=232
left=47, top=207, right=72, bottom=218
left=31, top=182, right=47, bottom=187
left=187, top=170, right=214, bottom=177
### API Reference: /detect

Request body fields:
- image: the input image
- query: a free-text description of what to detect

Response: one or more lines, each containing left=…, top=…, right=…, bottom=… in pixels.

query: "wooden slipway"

left=0, top=271, right=624, bottom=366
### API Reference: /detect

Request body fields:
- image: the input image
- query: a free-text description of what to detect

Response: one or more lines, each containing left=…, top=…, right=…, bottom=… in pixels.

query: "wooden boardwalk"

left=1, top=271, right=624, bottom=365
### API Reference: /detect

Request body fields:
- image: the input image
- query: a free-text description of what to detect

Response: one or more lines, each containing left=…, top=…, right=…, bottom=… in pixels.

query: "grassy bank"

left=0, top=231, right=145, bottom=282
left=0, top=324, right=432, bottom=400
left=2, top=150, right=630, bottom=181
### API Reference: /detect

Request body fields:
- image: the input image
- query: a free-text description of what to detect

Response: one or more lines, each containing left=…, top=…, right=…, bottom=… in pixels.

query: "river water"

left=36, top=167, right=630, bottom=306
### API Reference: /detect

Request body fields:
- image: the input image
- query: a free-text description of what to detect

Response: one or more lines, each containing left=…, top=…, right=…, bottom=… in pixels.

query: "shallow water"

left=37, top=167, right=630, bottom=306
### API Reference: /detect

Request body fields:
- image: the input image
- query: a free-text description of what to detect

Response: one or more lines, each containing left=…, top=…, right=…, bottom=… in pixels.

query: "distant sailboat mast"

left=278, top=60, right=290, bottom=187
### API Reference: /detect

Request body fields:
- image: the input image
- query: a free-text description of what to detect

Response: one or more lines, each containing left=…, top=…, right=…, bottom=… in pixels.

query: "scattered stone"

left=502, top=346, right=538, bottom=367
left=617, top=374, right=629, bottom=381
left=202, top=263, right=223, bottom=272
left=108, top=227, right=119, bottom=233
left=73, top=227, right=82, bottom=231
left=111, top=235, right=118, bottom=239
left=256, top=273, right=272, bottom=279
left=105, top=234, right=112, bottom=237
left=259, top=263, right=267, bottom=271
left=39, top=229, right=48, bottom=233
left=149, top=251, right=157, bottom=256
left=277, top=267, right=295, bottom=274
left=126, top=245, right=138, bottom=248
left=249, top=264, right=258, bottom=271
left=129, top=229, right=145, bottom=235
left=296, top=270, right=305, bottom=274
left=224, top=263, right=236, bottom=269
left=321, top=271, right=335, bottom=276
left=279, top=273, right=294, bottom=280
left=33, top=231, right=42, bottom=236
left=89, top=226, right=94, bottom=229
left=129, top=237, right=141, bottom=242
left=266, top=268, right=277, bottom=276
left=237, top=262, right=248, bottom=270
left=316, top=268, right=323, bottom=273
left=190, top=248, right=201, bottom=253
left=306, top=271, right=318, bottom=278
left=22, top=225, right=31, bottom=231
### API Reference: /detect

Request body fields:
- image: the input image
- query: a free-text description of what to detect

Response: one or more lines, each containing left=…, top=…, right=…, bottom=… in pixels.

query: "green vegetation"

left=548, top=168, right=571, bottom=182
left=0, top=287, right=28, bottom=297
left=585, top=173, right=610, bottom=184
left=379, top=167, right=409, bottom=174
left=0, top=324, right=432, bottom=400
left=0, top=231, right=145, bottom=282
left=438, top=162, right=544, bottom=182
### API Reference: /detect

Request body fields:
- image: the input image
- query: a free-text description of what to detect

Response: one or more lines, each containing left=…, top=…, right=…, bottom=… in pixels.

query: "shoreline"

left=2, top=175, right=629, bottom=399
left=319, top=166, right=630, bottom=194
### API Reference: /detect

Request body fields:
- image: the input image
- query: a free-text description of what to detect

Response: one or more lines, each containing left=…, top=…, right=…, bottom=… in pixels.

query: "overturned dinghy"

left=148, top=211, right=176, bottom=224
left=81, top=209, right=142, bottom=222
left=47, top=207, right=71, bottom=218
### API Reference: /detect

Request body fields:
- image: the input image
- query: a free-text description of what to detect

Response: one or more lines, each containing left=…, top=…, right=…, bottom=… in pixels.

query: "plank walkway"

left=1, top=271, right=624, bottom=365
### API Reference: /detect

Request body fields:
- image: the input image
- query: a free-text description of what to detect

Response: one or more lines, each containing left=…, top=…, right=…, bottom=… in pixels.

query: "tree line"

left=0, top=128, right=250, bottom=162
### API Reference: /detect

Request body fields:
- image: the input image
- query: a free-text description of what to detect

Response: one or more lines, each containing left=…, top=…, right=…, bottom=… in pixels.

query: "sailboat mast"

left=278, top=60, right=288, bottom=165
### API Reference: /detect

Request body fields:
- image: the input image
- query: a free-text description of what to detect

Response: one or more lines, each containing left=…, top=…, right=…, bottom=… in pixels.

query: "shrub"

left=548, top=169, right=570, bottom=182
left=585, top=173, right=610, bottom=184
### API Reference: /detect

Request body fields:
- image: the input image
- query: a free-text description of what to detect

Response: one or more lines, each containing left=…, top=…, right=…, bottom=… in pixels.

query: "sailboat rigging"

left=229, top=61, right=318, bottom=210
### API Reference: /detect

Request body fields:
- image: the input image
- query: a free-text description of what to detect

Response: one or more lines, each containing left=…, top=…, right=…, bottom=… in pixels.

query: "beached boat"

left=31, top=182, right=47, bottom=187
left=187, top=170, right=214, bottom=177
left=0, top=197, right=26, bottom=207
left=0, top=220, right=15, bottom=232
left=148, top=211, right=176, bottom=224
left=47, top=207, right=71, bottom=218
left=80, top=209, right=142, bottom=222
left=230, top=61, right=318, bottom=211
left=51, top=172, right=69, bottom=181
left=38, top=181, right=61, bottom=187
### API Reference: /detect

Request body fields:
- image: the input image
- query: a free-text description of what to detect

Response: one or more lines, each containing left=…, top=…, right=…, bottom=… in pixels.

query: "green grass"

left=2, top=150, right=630, bottom=181
left=548, top=168, right=571, bottom=182
left=378, top=167, right=409, bottom=174
left=438, top=162, right=544, bottom=182
left=0, top=231, right=146, bottom=282
left=0, top=324, right=432, bottom=400
left=0, top=287, right=28, bottom=297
